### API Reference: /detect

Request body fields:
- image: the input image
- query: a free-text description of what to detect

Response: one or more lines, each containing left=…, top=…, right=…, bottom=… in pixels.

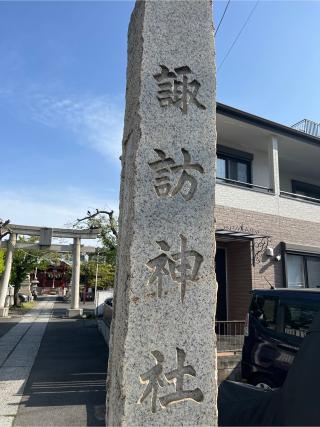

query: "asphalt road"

left=13, top=297, right=108, bottom=427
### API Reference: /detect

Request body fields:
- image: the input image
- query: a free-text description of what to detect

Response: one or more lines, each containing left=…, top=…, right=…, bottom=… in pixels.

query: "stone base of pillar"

left=0, top=307, right=9, bottom=317
left=67, top=308, right=83, bottom=318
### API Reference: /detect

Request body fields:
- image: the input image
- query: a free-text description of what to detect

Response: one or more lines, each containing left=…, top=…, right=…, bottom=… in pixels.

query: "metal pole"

left=0, top=233, right=17, bottom=316
left=94, top=251, right=99, bottom=315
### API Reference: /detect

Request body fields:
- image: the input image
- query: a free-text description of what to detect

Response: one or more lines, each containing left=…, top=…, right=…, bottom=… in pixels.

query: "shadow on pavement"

left=14, top=317, right=108, bottom=427
left=0, top=320, right=20, bottom=339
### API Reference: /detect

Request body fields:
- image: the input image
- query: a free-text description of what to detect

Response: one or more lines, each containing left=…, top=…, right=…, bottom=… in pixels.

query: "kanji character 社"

left=159, top=348, right=204, bottom=408
left=138, top=350, right=165, bottom=413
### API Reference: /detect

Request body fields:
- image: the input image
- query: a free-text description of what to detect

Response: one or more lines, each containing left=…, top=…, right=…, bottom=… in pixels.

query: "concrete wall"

left=216, top=183, right=320, bottom=224
left=217, top=354, right=242, bottom=384
left=252, top=149, right=271, bottom=188
left=96, top=289, right=113, bottom=316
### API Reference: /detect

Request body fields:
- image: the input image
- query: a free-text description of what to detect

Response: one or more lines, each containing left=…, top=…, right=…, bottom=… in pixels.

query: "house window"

left=306, top=257, right=320, bottom=288
left=286, top=253, right=320, bottom=289
left=287, top=254, right=305, bottom=288
left=217, top=145, right=253, bottom=184
left=292, top=180, right=320, bottom=200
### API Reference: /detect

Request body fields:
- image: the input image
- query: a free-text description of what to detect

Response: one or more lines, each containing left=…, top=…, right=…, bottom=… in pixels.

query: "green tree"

left=74, top=209, right=118, bottom=287
left=0, top=218, right=10, bottom=276
left=10, top=237, right=61, bottom=305
left=74, top=209, right=118, bottom=265
left=11, top=249, right=39, bottom=305
left=81, top=260, right=115, bottom=289
left=0, top=250, right=5, bottom=275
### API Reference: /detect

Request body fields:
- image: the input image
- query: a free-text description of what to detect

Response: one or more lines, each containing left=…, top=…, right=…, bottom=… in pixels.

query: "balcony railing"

left=292, top=119, right=320, bottom=137
left=280, top=191, right=320, bottom=205
left=217, top=177, right=273, bottom=193
left=215, top=320, right=245, bottom=353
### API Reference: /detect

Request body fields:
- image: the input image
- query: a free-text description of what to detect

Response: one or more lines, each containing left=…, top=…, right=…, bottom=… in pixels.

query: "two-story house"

left=215, top=103, right=320, bottom=323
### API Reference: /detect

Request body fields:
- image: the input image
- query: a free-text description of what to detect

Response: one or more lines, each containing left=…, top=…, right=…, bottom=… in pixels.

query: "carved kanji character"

left=154, top=65, right=206, bottom=114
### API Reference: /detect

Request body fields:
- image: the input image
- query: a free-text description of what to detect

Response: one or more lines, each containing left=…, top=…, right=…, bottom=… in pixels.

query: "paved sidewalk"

left=0, top=319, right=20, bottom=340
left=0, top=299, right=54, bottom=427
left=14, top=299, right=107, bottom=427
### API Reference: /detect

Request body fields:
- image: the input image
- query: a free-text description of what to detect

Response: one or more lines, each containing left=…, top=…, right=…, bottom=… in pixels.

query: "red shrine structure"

left=30, top=262, right=71, bottom=293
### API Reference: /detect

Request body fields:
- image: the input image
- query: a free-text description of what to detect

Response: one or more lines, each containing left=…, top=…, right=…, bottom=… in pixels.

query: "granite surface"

left=106, top=1, right=217, bottom=425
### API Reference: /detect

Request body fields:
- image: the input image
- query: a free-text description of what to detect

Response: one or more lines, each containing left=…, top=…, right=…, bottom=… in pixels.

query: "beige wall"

left=216, top=182, right=320, bottom=224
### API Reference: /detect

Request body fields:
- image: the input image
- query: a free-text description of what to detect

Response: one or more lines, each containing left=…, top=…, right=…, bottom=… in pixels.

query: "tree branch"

left=0, top=219, right=11, bottom=241
left=75, top=209, right=118, bottom=238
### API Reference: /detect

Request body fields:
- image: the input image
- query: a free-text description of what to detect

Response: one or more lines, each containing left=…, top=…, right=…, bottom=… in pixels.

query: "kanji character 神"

left=153, top=65, right=206, bottom=114
left=146, top=235, right=203, bottom=302
left=169, top=235, right=203, bottom=303
left=146, top=240, right=174, bottom=298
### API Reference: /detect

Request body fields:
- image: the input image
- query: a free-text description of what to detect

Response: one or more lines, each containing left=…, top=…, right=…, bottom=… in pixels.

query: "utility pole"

left=94, top=251, right=99, bottom=315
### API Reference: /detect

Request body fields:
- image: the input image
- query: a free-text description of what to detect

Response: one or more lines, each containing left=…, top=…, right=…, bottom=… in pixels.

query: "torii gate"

left=0, top=224, right=100, bottom=318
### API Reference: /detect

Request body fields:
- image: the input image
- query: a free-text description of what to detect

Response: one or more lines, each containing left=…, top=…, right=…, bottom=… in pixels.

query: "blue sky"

left=1, top=1, right=320, bottom=228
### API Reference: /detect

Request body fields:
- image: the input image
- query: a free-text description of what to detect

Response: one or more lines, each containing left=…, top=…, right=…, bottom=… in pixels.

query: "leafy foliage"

left=80, top=260, right=115, bottom=289
left=74, top=209, right=118, bottom=288
left=74, top=209, right=118, bottom=266
left=10, top=236, right=61, bottom=303
left=0, top=250, right=5, bottom=275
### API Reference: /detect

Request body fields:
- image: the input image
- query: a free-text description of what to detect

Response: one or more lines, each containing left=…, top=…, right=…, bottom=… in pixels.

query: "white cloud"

left=27, top=92, right=124, bottom=160
left=0, top=186, right=119, bottom=230
left=0, top=89, right=124, bottom=161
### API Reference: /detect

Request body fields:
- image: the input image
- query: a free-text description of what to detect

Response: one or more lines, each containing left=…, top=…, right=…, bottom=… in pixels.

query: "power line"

left=218, top=0, right=260, bottom=72
left=215, top=0, right=231, bottom=37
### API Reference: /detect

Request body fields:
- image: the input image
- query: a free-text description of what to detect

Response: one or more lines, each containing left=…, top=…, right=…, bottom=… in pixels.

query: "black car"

left=242, top=288, right=320, bottom=388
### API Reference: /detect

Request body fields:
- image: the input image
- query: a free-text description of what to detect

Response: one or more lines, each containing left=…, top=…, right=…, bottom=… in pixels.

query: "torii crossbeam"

left=0, top=224, right=100, bottom=317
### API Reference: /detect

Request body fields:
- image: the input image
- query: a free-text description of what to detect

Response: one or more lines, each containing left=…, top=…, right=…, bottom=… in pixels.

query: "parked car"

left=242, top=288, right=320, bottom=388
left=104, top=297, right=113, bottom=307
left=103, top=297, right=113, bottom=327
left=219, top=310, right=320, bottom=426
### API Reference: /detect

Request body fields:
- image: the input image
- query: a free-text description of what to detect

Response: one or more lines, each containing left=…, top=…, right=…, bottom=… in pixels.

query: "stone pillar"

left=19, top=274, right=32, bottom=298
left=268, top=135, right=280, bottom=195
left=106, top=1, right=217, bottom=426
left=68, top=237, right=82, bottom=317
left=0, top=233, right=16, bottom=317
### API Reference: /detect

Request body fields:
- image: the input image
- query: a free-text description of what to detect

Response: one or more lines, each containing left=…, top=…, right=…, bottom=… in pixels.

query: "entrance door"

left=215, top=248, right=227, bottom=321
